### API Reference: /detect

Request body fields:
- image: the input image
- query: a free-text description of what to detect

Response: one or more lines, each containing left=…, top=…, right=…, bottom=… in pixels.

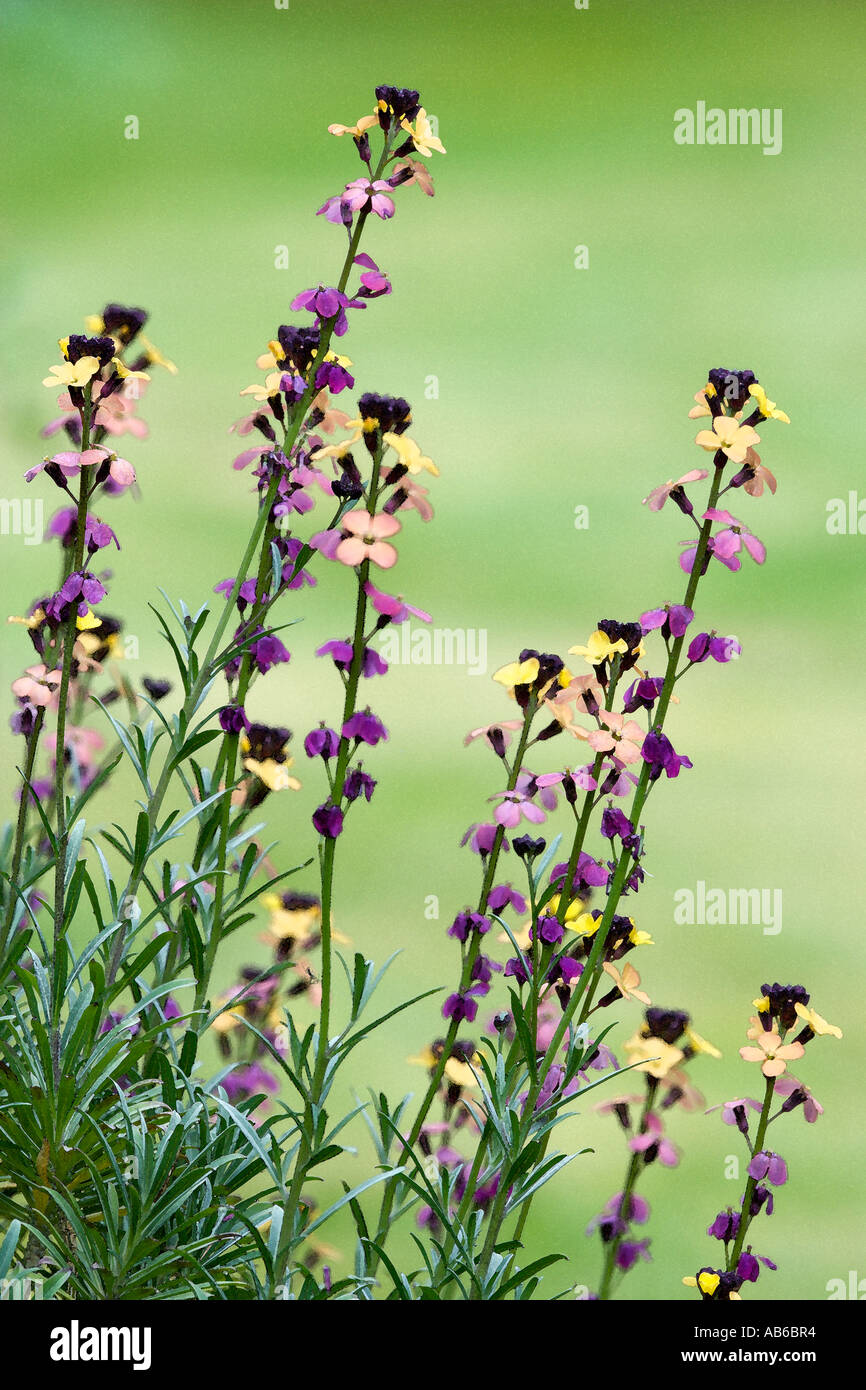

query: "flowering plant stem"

left=726, top=1075, right=775, bottom=1269
left=597, top=1078, right=658, bottom=1298
left=49, top=388, right=93, bottom=1070
left=105, top=145, right=390, bottom=1001
left=460, top=458, right=727, bottom=1287
left=367, top=701, right=538, bottom=1263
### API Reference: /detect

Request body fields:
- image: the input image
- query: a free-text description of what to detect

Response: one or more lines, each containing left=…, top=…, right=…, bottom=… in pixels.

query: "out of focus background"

left=2, top=0, right=863, bottom=1299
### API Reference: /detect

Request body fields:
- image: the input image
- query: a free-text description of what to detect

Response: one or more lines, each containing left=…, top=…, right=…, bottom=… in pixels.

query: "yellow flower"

left=623, top=1032, right=684, bottom=1079
left=794, top=1002, right=842, bottom=1039
left=75, top=609, right=101, bottom=632
left=568, top=630, right=628, bottom=667
left=328, top=112, right=378, bottom=139
left=685, top=1027, right=722, bottom=1058
left=492, top=656, right=540, bottom=689
left=382, top=432, right=439, bottom=476
left=43, top=357, right=100, bottom=390
left=242, top=757, right=301, bottom=792
left=211, top=1002, right=245, bottom=1034
left=748, top=384, right=789, bottom=423
left=629, top=926, right=655, bottom=947
left=240, top=372, right=285, bottom=403
left=694, top=416, right=761, bottom=464
left=111, top=358, right=151, bottom=383
left=681, top=1272, right=742, bottom=1299
left=261, top=892, right=321, bottom=940
left=139, top=336, right=177, bottom=374
left=548, top=894, right=592, bottom=928
left=310, top=428, right=363, bottom=461
left=400, top=108, right=446, bottom=157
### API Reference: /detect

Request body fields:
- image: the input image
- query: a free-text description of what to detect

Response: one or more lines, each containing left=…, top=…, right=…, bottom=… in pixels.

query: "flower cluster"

left=683, top=983, right=840, bottom=1300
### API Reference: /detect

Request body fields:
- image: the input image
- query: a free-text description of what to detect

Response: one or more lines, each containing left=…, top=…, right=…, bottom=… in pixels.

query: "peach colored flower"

left=11, top=664, right=62, bottom=707
left=695, top=415, right=760, bottom=464
left=336, top=510, right=401, bottom=569
left=739, top=1031, right=804, bottom=1078
left=587, top=709, right=645, bottom=764
left=602, top=960, right=651, bottom=1005
left=741, top=446, right=777, bottom=497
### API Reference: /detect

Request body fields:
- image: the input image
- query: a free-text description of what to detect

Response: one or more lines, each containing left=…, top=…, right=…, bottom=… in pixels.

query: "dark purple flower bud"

left=312, top=801, right=344, bottom=838
left=513, top=834, right=545, bottom=860
left=142, top=677, right=172, bottom=702
left=643, top=1007, right=690, bottom=1044
left=218, top=703, right=250, bottom=735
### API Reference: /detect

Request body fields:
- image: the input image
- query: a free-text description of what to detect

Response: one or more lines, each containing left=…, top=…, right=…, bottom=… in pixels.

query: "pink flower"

left=629, top=1113, right=679, bottom=1167
left=11, top=664, right=62, bottom=707
left=704, top=509, right=766, bottom=567
left=642, top=468, right=708, bottom=511
left=587, top=710, right=645, bottom=764
left=363, top=582, right=431, bottom=624
left=336, top=510, right=401, bottom=569
left=488, top=790, right=546, bottom=828
left=464, top=720, right=523, bottom=750
left=318, top=179, right=395, bottom=224
left=26, top=447, right=135, bottom=488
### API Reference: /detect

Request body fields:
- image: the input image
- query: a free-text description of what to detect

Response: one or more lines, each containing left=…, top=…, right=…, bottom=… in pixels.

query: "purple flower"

left=641, top=730, right=693, bottom=781
left=218, top=703, right=250, bottom=735
left=442, top=988, right=485, bottom=1023
left=45, top=570, right=107, bottom=623
left=291, top=285, right=351, bottom=336
left=486, top=883, right=528, bottom=915
left=616, top=1239, right=651, bottom=1271
left=460, top=822, right=505, bottom=857
left=342, top=710, right=388, bottom=745
left=304, top=726, right=340, bottom=760
left=640, top=604, right=694, bottom=639
left=312, top=801, right=344, bottom=838
left=747, top=1151, right=788, bottom=1186
left=534, top=914, right=565, bottom=947
left=317, top=638, right=354, bottom=667
left=315, top=360, right=355, bottom=394
left=448, top=911, right=491, bottom=943
left=249, top=631, right=291, bottom=675
left=344, top=767, right=376, bottom=803
left=84, top=517, right=120, bottom=553
left=504, top=956, right=532, bottom=986
left=221, top=1062, right=280, bottom=1105
left=600, top=806, right=635, bottom=842
left=708, top=1209, right=740, bottom=1242
left=214, top=576, right=259, bottom=610
left=687, top=632, right=742, bottom=663
left=550, top=853, right=609, bottom=895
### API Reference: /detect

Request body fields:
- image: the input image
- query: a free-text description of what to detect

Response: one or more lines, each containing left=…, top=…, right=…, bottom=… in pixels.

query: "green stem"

left=1, top=706, right=46, bottom=955
left=726, top=1074, right=775, bottom=1271
left=598, top=1077, right=657, bottom=1299
left=50, top=391, right=93, bottom=1052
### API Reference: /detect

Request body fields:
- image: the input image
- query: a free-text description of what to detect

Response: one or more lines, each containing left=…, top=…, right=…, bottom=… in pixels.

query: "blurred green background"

left=2, top=0, right=863, bottom=1299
